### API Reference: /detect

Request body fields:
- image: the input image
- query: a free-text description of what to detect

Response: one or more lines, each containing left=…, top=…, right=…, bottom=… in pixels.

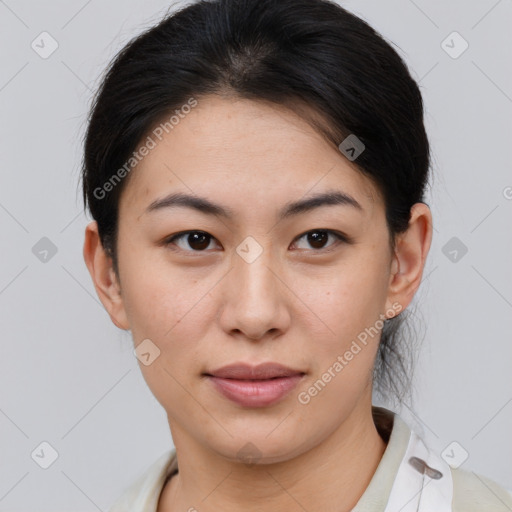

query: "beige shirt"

left=108, top=406, right=512, bottom=511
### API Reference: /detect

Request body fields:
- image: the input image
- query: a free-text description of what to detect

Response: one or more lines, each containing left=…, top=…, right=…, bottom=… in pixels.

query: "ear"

left=385, top=203, right=433, bottom=317
left=83, top=220, right=130, bottom=330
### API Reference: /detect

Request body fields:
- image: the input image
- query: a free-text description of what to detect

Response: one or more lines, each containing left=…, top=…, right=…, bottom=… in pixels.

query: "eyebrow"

left=144, top=189, right=363, bottom=220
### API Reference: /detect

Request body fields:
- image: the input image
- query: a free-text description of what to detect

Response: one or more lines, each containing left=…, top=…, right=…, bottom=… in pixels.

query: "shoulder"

left=386, top=410, right=512, bottom=512
left=108, top=449, right=177, bottom=512
left=451, top=466, right=512, bottom=512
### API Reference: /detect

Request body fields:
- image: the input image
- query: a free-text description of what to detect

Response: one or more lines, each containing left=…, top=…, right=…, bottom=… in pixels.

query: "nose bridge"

left=234, top=237, right=279, bottom=305
left=235, top=250, right=275, bottom=296
left=222, top=236, right=287, bottom=338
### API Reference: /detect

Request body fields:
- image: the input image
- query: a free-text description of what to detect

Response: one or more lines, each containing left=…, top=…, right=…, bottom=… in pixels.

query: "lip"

left=204, top=362, right=306, bottom=407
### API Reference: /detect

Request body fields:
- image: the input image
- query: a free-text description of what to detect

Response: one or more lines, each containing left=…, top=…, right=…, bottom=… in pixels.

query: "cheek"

left=124, top=268, right=209, bottom=408
left=120, top=259, right=215, bottom=379
left=118, top=245, right=194, bottom=337
left=314, top=273, right=384, bottom=340
left=298, top=258, right=388, bottom=383
left=298, top=278, right=381, bottom=409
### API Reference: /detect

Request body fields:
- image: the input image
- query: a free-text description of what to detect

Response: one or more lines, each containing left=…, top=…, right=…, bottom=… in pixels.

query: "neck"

left=158, top=402, right=388, bottom=512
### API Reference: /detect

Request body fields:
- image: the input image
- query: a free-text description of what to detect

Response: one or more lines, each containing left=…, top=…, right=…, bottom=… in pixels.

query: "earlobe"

left=83, top=221, right=130, bottom=330
left=385, top=203, right=433, bottom=314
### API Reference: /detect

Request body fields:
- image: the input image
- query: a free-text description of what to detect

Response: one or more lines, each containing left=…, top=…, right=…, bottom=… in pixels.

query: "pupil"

left=189, top=232, right=210, bottom=250
left=308, top=231, right=327, bottom=249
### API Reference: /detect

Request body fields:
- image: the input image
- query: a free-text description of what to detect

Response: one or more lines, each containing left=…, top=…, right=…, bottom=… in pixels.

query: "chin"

left=208, top=427, right=315, bottom=466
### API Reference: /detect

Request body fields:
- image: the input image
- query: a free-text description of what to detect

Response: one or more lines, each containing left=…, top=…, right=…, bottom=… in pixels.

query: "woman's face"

left=86, top=95, right=429, bottom=463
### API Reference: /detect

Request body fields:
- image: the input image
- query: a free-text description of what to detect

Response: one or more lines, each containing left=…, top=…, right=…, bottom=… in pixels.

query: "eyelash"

left=163, top=229, right=352, bottom=254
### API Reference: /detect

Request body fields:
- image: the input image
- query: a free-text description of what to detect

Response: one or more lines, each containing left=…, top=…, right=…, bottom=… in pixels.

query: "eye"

left=163, top=228, right=351, bottom=254
left=292, top=229, right=350, bottom=252
left=164, top=231, right=219, bottom=252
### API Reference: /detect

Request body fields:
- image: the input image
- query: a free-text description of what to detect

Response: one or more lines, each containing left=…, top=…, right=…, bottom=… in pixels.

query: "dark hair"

left=80, top=0, right=431, bottom=407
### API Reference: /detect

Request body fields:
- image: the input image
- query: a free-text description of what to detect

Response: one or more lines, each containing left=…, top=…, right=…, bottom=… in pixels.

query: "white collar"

left=351, top=407, right=453, bottom=511
left=383, top=426, right=453, bottom=511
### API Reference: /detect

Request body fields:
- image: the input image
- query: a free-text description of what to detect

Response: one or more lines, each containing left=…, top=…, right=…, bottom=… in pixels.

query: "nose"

left=218, top=246, right=291, bottom=342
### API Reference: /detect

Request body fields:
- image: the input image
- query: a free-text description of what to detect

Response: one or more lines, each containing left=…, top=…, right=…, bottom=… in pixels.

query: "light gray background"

left=1, top=0, right=511, bottom=510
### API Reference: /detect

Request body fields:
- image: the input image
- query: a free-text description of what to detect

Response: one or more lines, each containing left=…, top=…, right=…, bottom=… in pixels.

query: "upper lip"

left=205, top=362, right=305, bottom=380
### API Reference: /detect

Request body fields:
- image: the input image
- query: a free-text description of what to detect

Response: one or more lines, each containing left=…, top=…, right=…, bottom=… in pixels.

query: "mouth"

left=203, top=362, right=306, bottom=408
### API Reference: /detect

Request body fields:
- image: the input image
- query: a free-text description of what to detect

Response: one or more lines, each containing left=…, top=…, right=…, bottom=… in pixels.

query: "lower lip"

left=207, top=375, right=304, bottom=407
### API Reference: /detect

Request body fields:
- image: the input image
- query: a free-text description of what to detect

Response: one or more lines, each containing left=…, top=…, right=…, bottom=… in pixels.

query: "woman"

left=81, top=0, right=512, bottom=510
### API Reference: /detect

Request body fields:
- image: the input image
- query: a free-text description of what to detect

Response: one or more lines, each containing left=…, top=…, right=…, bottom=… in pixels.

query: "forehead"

left=120, top=96, right=382, bottom=219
